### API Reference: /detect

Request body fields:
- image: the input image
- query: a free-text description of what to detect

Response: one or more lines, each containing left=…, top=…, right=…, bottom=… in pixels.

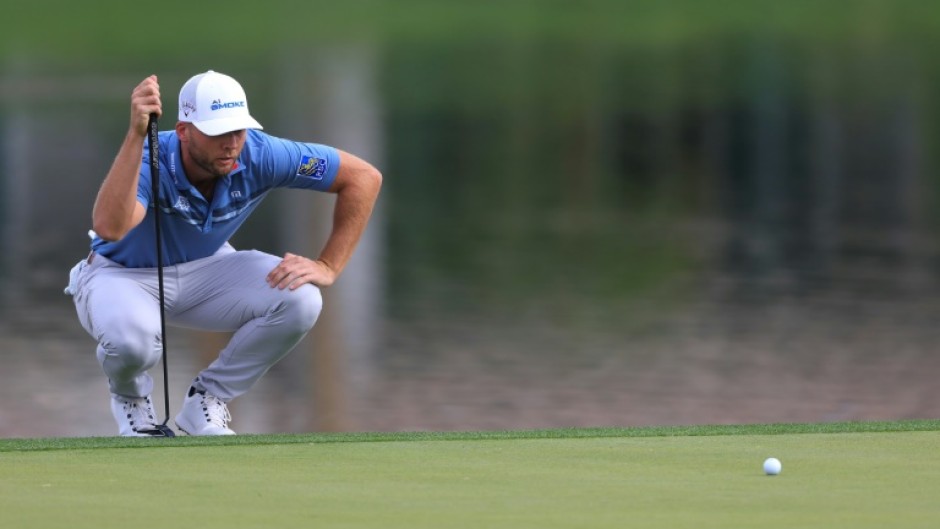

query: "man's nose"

left=221, top=132, right=238, bottom=148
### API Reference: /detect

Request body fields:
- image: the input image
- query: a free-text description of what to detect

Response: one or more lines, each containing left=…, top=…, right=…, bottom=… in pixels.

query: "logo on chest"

left=173, top=196, right=191, bottom=212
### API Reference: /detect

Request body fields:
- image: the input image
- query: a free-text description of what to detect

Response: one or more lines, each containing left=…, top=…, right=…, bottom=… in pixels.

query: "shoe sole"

left=174, top=421, right=193, bottom=436
left=174, top=421, right=235, bottom=436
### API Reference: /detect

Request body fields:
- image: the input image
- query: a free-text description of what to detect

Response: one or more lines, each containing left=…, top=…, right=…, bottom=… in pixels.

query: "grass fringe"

left=2, top=419, right=939, bottom=452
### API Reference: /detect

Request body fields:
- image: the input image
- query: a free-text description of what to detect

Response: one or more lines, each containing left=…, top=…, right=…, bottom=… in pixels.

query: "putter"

left=138, top=113, right=176, bottom=438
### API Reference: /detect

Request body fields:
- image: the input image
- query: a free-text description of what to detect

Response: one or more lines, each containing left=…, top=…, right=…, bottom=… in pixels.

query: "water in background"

left=2, top=10, right=940, bottom=437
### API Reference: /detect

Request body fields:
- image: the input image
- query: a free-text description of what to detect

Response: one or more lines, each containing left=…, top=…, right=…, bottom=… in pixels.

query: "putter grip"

left=148, top=114, right=159, bottom=173
left=148, top=114, right=160, bottom=213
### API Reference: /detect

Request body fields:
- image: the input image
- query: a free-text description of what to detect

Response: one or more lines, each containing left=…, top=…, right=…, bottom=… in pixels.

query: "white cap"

left=178, top=70, right=263, bottom=136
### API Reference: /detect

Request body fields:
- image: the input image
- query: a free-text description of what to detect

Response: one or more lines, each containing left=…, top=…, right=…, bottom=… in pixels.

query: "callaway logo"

left=211, top=99, right=246, bottom=111
left=181, top=101, right=196, bottom=117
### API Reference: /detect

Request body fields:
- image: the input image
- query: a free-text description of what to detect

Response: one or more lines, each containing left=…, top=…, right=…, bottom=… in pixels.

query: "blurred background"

left=2, top=1, right=940, bottom=437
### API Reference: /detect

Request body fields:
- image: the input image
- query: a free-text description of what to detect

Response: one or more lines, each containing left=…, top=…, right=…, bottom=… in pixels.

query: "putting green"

left=1, top=425, right=938, bottom=528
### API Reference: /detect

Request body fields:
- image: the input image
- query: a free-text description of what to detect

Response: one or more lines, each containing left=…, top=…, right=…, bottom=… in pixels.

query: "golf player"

left=65, top=71, right=382, bottom=436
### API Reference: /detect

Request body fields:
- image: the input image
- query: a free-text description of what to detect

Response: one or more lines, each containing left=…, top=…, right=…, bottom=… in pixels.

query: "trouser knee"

left=97, top=324, right=163, bottom=377
left=277, top=285, right=322, bottom=334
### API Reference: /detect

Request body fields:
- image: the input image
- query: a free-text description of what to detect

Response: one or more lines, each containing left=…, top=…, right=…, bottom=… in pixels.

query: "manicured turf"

left=2, top=421, right=938, bottom=528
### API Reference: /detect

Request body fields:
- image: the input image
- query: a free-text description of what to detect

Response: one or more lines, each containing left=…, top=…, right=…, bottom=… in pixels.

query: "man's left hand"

left=266, top=253, right=337, bottom=290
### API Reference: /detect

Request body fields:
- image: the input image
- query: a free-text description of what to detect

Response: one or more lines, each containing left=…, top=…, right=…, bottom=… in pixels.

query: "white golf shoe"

left=110, top=394, right=164, bottom=437
left=175, top=387, right=236, bottom=436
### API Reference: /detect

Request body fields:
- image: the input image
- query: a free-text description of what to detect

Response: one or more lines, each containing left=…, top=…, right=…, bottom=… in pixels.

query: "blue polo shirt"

left=91, top=130, right=340, bottom=268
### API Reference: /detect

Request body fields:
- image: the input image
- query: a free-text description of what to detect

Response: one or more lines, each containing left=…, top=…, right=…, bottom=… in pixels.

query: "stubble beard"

left=188, top=144, right=233, bottom=179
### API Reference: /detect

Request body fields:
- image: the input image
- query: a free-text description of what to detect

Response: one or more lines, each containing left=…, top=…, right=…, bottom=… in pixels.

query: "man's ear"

left=175, top=121, right=188, bottom=141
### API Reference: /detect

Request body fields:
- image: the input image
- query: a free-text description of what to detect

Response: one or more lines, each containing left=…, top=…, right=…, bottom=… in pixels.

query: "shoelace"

left=201, top=394, right=232, bottom=427
left=120, top=396, right=158, bottom=431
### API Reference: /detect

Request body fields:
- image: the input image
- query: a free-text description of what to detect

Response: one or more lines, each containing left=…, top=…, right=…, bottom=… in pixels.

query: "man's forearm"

left=93, top=131, right=145, bottom=241
left=317, top=168, right=382, bottom=277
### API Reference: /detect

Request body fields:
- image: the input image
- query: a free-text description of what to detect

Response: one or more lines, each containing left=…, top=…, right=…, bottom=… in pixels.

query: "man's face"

left=178, top=123, right=247, bottom=178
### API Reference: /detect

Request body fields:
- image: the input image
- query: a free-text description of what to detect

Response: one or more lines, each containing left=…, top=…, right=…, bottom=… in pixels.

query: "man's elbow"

left=366, top=166, right=383, bottom=193
left=348, top=165, right=382, bottom=198
left=91, top=219, right=128, bottom=242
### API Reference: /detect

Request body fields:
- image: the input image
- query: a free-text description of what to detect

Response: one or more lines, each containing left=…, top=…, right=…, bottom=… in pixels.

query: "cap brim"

left=192, top=116, right=263, bottom=136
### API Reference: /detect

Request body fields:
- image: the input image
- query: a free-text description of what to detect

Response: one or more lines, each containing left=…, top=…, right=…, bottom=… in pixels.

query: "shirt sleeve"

left=255, top=131, right=340, bottom=191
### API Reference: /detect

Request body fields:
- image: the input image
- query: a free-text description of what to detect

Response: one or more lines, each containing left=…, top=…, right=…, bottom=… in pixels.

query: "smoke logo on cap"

left=210, top=99, right=246, bottom=111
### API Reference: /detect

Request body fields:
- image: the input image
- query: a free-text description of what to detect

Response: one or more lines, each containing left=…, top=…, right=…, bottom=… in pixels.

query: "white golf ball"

left=763, top=457, right=782, bottom=475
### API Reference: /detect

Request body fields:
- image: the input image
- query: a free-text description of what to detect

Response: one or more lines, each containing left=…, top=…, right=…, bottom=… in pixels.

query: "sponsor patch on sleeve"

left=296, top=155, right=327, bottom=179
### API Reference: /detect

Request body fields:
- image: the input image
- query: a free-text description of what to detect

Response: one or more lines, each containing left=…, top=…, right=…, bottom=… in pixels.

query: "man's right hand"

left=131, top=75, right=162, bottom=137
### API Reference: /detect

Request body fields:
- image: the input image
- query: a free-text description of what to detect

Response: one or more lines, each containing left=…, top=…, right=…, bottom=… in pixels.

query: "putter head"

left=137, top=424, right=176, bottom=438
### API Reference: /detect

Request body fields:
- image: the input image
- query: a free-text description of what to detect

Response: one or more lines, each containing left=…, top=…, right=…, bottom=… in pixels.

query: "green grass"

left=4, top=0, right=940, bottom=64
left=2, top=421, right=939, bottom=528
left=2, top=419, right=939, bottom=452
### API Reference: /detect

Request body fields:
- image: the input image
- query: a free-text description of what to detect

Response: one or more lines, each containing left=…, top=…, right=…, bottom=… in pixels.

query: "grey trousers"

left=67, top=243, right=322, bottom=401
